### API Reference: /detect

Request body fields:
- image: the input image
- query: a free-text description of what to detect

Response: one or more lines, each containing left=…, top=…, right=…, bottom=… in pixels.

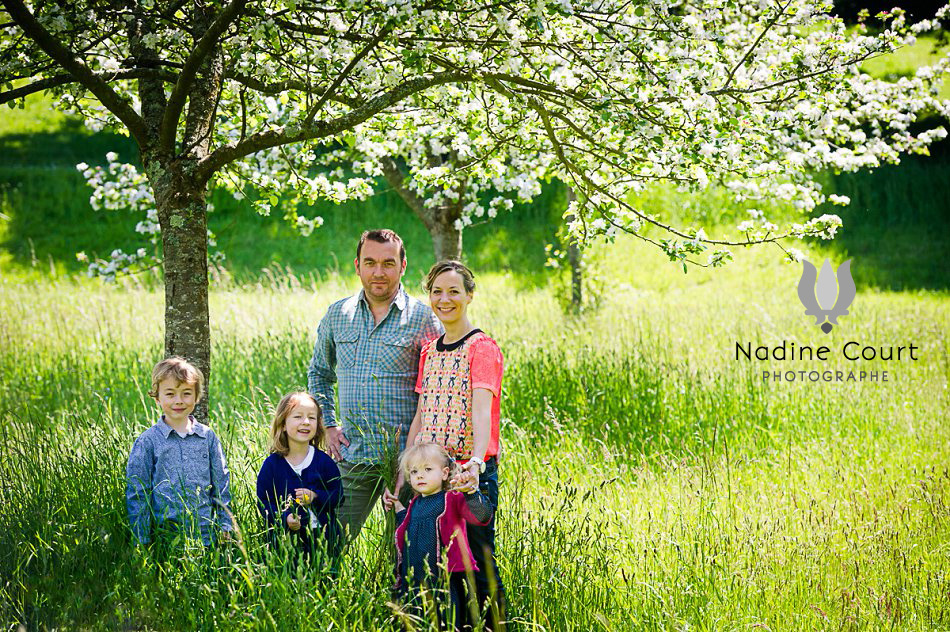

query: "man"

left=308, top=229, right=442, bottom=540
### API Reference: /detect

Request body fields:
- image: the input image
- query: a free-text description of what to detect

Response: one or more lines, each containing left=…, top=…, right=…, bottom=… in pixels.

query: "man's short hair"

left=148, top=356, right=204, bottom=401
left=356, top=229, right=406, bottom=263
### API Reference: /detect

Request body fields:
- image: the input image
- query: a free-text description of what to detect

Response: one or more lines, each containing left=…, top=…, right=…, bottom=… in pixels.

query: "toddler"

left=126, top=356, right=232, bottom=546
left=393, top=442, right=493, bottom=629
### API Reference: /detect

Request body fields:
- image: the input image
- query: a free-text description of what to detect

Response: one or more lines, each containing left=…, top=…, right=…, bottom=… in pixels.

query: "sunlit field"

left=2, top=34, right=950, bottom=629
left=2, top=235, right=947, bottom=630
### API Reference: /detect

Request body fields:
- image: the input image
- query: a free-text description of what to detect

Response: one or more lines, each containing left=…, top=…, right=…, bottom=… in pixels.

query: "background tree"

left=3, top=0, right=948, bottom=414
left=326, top=100, right=552, bottom=260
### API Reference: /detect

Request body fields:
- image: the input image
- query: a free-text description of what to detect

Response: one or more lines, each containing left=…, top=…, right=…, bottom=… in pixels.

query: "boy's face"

left=407, top=459, right=450, bottom=497
left=155, top=377, right=197, bottom=426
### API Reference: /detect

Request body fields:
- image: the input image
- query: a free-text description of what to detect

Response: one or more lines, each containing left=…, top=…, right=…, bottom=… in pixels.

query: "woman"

left=384, top=260, right=506, bottom=629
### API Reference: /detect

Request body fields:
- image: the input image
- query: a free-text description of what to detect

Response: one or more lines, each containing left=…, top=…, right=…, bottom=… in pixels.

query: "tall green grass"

left=2, top=239, right=948, bottom=629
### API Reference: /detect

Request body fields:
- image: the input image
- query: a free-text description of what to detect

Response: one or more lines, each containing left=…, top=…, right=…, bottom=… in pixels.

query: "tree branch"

left=303, top=21, right=393, bottom=126
left=159, top=0, right=247, bottom=152
left=718, top=0, right=792, bottom=93
left=530, top=95, right=793, bottom=252
left=379, top=155, right=431, bottom=222
left=226, top=71, right=308, bottom=95
left=197, top=71, right=471, bottom=182
left=708, top=49, right=881, bottom=97
left=0, top=68, right=176, bottom=105
left=272, top=16, right=555, bottom=48
left=1, top=0, right=149, bottom=145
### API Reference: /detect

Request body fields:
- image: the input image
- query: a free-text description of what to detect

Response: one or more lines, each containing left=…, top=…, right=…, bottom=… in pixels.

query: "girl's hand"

left=294, top=488, right=315, bottom=506
left=382, top=470, right=405, bottom=511
left=286, top=514, right=301, bottom=531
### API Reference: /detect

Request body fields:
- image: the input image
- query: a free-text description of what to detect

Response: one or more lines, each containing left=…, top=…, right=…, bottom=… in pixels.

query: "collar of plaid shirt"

left=357, top=284, right=409, bottom=314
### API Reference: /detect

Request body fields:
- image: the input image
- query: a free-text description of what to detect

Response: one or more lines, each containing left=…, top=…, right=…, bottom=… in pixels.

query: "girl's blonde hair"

left=269, top=392, right=326, bottom=455
left=399, top=442, right=456, bottom=492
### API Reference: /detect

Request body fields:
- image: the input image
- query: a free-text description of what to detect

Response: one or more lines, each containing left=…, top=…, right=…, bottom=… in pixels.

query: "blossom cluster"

left=75, top=154, right=222, bottom=280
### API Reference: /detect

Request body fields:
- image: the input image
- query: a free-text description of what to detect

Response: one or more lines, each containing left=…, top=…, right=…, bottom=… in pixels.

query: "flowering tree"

left=2, top=0, right=948, bottom=409
left=320, top=105, right=553, bottom=260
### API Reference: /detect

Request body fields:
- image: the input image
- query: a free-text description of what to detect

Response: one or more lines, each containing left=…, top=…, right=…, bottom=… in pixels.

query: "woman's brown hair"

left=423, top=260, right=475, bottom=294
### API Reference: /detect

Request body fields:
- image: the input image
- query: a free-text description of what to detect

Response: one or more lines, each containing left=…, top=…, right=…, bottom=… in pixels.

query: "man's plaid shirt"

left=308, top=286, right=442, bottom=464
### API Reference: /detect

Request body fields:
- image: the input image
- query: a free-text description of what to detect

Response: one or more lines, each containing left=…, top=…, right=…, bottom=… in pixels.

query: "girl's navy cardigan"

left=256, top=449, right=344, bottom=553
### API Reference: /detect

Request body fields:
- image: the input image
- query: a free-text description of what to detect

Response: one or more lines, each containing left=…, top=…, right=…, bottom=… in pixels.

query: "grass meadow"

left=1, top=235, right=948, bottom=630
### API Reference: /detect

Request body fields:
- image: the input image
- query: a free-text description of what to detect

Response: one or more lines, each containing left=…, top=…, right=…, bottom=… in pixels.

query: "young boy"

left=126, top=356, right=233, bottom=546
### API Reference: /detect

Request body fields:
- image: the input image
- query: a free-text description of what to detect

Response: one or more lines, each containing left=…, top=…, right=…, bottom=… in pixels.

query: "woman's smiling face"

left=428, top=269, right=473, bottom=325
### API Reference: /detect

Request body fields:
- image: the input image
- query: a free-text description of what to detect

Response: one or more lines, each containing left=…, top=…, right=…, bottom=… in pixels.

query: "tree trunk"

left=428, top=214, right=463, bottom=261
left=151, top=163, right=212, bottom=421
left=379, top=155, right=464, bottom=261
left=565, top=187, right=582, bottom=311
left=141, top=5, right=221, bottom=421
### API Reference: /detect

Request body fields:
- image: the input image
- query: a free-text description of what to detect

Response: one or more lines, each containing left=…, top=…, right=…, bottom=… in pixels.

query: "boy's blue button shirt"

left=125, top=417, right=233, bottom=545
left=307, top=286, right=442, bottom=464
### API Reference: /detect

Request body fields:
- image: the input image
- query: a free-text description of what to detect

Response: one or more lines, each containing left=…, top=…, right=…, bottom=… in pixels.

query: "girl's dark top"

left=404, top=492, right=446, bottom=585
left=256, top=448, right=344, bottom=552
left=395, top=489, right=493, bottom=589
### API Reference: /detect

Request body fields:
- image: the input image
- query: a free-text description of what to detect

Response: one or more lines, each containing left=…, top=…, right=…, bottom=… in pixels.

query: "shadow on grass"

left=0, top=124, right=137, bottom=168
left=811, top=154, right=950, bottom=292
left=6, top=114, right=947, bottom=293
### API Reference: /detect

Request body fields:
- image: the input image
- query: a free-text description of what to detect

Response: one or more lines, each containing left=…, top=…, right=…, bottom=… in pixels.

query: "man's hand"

left=382, top=470, right=405, bottom=510
left=287, top=514, right=301, bottom=531
left=294, top=488, right=315, bottom=506
left=325, top=426, right=350, bottom=461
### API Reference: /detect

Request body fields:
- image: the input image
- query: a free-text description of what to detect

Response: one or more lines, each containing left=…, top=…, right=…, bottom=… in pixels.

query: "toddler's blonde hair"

left=399, top=442, right=456, bottom=492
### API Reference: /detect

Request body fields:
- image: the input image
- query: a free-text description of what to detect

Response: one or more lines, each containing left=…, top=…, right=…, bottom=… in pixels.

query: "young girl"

left=392, top=442, right=493, bottom=629
left=256, top=392, right=343, bottom=560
